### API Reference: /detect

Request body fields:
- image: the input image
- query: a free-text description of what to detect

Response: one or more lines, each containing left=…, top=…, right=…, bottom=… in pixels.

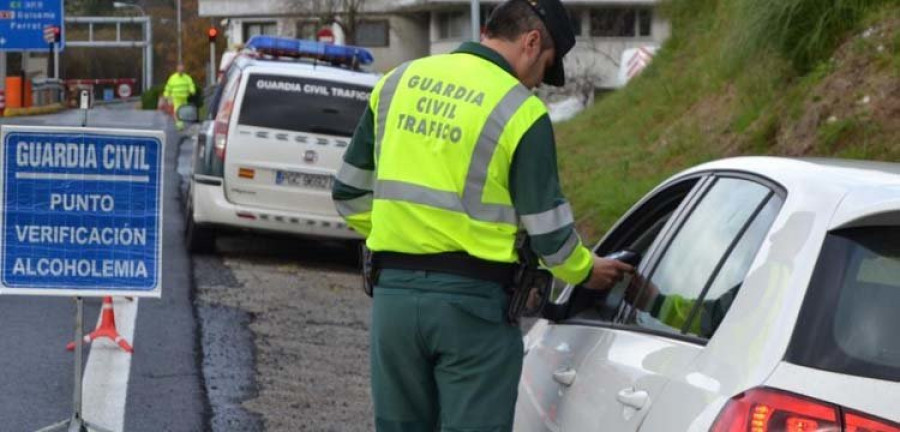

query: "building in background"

left=198, top=0, right=670, bottom=89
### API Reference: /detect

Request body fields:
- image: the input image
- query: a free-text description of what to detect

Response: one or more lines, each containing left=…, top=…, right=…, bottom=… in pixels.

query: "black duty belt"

left=373, top=251, right=517, bottom=286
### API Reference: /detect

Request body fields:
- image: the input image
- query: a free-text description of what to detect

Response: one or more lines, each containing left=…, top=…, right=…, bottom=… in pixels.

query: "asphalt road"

left=176, top=129, right=375, bottom=431
left=0, top=106, right=206, bottom=431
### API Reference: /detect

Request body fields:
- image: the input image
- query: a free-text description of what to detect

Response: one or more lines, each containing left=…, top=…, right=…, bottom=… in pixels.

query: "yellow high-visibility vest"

left=361, top=53, right=549, bottom=267
left=164, top=73, right=195, bottom=101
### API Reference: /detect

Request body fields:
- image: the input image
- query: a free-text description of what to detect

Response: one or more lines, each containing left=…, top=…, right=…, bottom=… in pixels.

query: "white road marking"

left=82, top=297, right=139, bottom=432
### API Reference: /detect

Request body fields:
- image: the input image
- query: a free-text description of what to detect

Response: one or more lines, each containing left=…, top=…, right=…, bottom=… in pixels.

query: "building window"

left=568, top=8, right=583, bottom=37
left=590, top=8, right=652, bottom=38
left=244, top=22, right=278, bottom=42
left=437, top=11, right=467, bottom=40
left=638, top=9, right=652, bottom=36
left=296, top=20, right=319, bottom=40
left=356, top=20, right=389, bottom=47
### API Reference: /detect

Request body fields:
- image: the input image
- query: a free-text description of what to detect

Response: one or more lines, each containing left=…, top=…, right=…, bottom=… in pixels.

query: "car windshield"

left=788, top=226, right=900, bottom=382
left=237, top=73, right=371, bottom=137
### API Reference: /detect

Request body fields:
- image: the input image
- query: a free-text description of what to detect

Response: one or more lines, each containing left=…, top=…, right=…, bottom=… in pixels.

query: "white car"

left=516, top=157, right=900, bottom=431
left=185, top=36, right=379, bottom=252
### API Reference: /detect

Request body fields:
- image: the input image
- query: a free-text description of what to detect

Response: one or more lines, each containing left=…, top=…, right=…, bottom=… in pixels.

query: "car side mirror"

left=177, top=104, right=200, bottom=123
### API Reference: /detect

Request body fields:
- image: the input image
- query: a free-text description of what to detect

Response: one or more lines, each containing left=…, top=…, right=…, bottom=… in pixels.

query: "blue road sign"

left=0, top=0, right=65, bottom=51
left=0, top=126, right=164, bottom=297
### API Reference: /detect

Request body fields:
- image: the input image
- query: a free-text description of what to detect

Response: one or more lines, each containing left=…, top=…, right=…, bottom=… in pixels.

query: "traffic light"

left=52, top=26, right=61, bottom=43
left=208, top=27, right=218, bottom=43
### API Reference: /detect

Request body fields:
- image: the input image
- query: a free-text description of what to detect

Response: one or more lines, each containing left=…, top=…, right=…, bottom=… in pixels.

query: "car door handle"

left=552, top=368, right=577, bottom=386
left=616, top=388, right=649, bottom=409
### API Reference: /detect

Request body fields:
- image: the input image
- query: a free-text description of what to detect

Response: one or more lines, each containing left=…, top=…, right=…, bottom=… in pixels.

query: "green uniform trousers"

left=371, top=269, right=524, bottom=432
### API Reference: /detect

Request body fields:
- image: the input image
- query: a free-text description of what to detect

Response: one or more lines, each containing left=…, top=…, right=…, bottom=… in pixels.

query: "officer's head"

left=177, top=64, right=185, bottom=74
left=483, top=0, right=576, bottom=88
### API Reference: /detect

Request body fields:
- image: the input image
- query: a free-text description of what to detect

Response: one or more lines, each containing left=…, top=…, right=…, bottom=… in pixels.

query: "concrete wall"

left=368, top=14, right=430, bottom=72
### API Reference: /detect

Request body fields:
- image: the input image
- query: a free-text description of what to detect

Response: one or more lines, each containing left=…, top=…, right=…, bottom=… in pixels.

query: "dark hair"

left=484, top=0, right=553, bottom=50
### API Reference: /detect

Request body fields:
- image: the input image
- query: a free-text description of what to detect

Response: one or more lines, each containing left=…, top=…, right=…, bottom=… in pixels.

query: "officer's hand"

left=583, top=255, right=634, bottom=291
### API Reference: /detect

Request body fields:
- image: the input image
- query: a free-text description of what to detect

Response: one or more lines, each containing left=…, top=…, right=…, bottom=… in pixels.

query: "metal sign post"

left=470, top=0, right=480, bottom=41
left=209, top=38, right=216, bottom=87
left=34, top=297, right=108, bottom=432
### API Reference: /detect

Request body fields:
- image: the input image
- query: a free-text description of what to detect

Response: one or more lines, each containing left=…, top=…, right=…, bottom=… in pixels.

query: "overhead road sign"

left=0, top=0, right=65, bottom=51
left=0, top=126, right=164, bottom=297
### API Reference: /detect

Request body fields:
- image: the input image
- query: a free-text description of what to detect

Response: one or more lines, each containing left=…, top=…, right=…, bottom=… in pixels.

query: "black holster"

left=361, top=244, right=378, bottom=297
left=506, top=233, right=553, bottom=324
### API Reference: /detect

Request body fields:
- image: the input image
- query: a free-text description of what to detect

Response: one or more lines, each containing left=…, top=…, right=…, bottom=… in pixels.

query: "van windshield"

left=238, top=73, right=371, bottom=137
left=788, top=226, right=900, bottom=382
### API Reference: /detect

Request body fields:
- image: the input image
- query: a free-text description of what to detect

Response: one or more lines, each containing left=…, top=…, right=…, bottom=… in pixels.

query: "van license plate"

left=276, top=171, right=334, bottom=190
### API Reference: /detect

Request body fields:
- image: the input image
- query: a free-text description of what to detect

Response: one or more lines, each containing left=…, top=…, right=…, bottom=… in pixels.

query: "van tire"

left=185, top=198, right=216, bottom=254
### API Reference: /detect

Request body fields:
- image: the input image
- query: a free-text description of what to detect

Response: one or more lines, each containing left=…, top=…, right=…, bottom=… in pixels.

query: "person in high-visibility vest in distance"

left=164, top=64, right=196, bottom=131
left=333, top=0, right=634, bottom=430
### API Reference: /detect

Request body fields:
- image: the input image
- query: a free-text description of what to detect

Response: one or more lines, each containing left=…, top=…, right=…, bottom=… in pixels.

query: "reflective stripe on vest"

left=372, top=77, right=532, bottom=226
left=375, top=62, right=411, bottom=163
left=336, top=163, right=375, bottom=191
left=335, top=193, right=373, bottom=216
left=521, top=202, right=575, bottom=236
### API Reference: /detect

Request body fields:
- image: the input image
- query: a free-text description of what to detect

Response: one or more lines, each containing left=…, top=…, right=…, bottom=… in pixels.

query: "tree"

left=284, top=0, right=369, bottom=44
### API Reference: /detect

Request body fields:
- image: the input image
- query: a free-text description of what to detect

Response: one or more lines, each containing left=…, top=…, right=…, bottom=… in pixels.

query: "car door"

left=516, top=175, right=707, bottom=432
left=517, top=173, right=784, bottom=431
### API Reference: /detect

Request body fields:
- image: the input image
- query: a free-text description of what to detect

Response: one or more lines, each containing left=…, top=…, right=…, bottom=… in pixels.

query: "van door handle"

left=552, top=368, right=577, bottom=386
left=616, top=388, right=649, bottom=409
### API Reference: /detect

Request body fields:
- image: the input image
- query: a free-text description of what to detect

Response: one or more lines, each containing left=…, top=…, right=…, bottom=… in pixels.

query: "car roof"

left=232, top=55, right=380, bottom=86
left=673, top=156, right=900, bottom=229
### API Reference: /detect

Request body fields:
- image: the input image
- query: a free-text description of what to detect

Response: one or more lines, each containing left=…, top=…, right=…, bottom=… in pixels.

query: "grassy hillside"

left=560, top=0, right=900, bottom=239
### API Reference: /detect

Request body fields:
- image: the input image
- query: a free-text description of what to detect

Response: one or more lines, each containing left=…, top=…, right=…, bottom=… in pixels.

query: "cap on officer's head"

left=522, top=0, right=576, bottom=86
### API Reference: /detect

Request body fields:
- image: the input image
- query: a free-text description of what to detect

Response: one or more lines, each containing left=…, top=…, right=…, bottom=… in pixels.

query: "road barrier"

left=65, top=78, right=138, bottom=107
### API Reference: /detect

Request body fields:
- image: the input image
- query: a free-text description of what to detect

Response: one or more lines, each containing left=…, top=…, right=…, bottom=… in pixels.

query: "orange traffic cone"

left=66, top=296, right=134, bottom=354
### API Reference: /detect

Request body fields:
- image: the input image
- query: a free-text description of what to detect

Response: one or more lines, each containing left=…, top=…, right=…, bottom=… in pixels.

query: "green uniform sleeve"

left=509, top=114, right=592, bottom=285
left=332, top=106, right=376, bottom=236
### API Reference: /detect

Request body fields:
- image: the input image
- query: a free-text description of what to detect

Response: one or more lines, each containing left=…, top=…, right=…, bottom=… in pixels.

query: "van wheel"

left=185, top=200, right=216, bottom=254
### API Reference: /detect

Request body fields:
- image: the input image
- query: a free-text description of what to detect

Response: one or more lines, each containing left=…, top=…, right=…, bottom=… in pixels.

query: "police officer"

left=164, top=64, right=196, bottom=130
left=333, top=0, right=633, bottom=430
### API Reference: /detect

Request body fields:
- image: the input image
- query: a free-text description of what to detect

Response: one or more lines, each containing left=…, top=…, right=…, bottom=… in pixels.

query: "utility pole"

left=177, top=0, right=183, bottom=65
left=470, top=0, right=480, bottom=41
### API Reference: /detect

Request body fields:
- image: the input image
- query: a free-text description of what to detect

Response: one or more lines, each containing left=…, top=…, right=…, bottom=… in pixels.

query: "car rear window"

left=237, top=73, right=371, bottom=137
left=787, top=226, right=900, bottom=382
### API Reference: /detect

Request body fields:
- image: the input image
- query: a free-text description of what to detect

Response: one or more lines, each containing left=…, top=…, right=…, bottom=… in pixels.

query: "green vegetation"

left=141, top=85, right=165, bottom=110
left=558, top=0, right=899, bottom=239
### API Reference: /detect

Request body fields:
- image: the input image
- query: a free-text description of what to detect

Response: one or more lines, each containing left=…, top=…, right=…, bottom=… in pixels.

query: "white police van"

left=185, top=36, right=379, bottom=252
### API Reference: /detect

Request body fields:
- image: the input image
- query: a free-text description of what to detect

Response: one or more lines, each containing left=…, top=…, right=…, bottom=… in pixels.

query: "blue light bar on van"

left=245, top=35, right=374, bottom=67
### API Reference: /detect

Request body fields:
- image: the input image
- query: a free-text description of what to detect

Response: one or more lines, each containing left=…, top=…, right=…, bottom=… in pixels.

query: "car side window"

left=688, top=195, right=783, bottom=337
left=208, top=66, right=241, bottom=120
left=623, top=177, right=777, bottom=338
left=564, top=178, right=701, bottom=322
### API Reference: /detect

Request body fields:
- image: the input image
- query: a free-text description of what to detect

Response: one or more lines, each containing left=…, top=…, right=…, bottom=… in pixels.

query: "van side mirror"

left=177, top=105, right=200, bottom=123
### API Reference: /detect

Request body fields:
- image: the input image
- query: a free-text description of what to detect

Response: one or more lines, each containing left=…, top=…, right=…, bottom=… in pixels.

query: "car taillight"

left=213, top=117, right=229, bottom=161
left=712, top=387, right=839, bottom=432
left=844, top=411, right=900, bottom=432
left=711, top=387, right=899, bottom=432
